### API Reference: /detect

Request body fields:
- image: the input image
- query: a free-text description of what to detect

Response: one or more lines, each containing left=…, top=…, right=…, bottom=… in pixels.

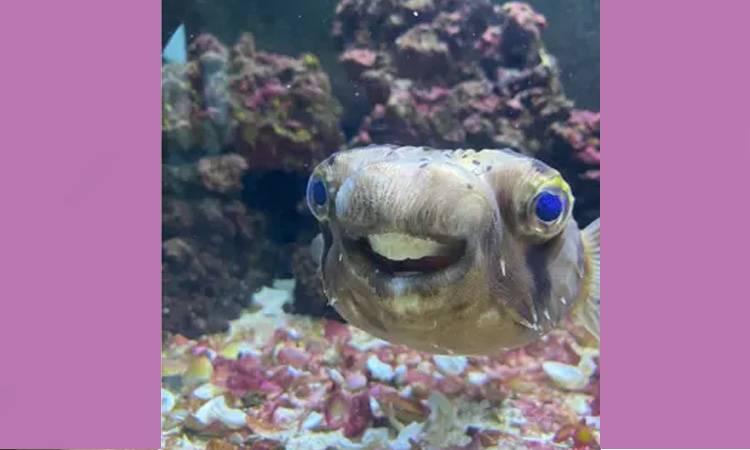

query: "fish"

left=163, top=23, right=188, bottom=64
left=305, top=144, right=599, bottom=355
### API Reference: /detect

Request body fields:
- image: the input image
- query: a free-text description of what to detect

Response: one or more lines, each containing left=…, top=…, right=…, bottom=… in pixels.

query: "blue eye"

left=311, top=180, right=327, bottom=205
left=534, top=191, right=563, bottom=222
left=307, top=175, right=328, bottom=214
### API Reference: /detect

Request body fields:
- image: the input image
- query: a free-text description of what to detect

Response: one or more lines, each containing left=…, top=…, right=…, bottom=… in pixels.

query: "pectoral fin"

left=310, top=233, right=324, bottom=270
left=576, top=218, right=600, bottom=340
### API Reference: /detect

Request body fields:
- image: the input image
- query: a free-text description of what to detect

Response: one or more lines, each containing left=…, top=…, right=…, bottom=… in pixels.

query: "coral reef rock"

left=333, top=0, right=599, bottom=221
left=163, top=33, right=345, bottom=173
left=162, top=155, right=274, bottom=338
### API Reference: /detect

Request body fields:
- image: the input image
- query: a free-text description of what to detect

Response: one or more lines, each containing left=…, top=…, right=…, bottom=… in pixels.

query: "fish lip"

left=340, top=225, right=471, bottom=245
left=339, top=230, right=475, bottom=294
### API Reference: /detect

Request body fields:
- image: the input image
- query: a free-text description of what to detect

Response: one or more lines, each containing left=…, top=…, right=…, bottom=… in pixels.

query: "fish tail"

left=578, top=217, right=600, bottom=340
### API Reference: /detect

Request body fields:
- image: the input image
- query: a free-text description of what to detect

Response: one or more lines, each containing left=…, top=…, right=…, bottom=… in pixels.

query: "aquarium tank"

left=161, top=0, right=600, bottom=448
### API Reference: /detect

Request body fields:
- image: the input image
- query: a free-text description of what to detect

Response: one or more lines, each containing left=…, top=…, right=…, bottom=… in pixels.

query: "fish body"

left=306, top=144, right=599, bottom=355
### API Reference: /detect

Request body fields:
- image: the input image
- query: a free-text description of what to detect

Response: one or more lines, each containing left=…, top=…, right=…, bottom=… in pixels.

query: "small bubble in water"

left=413, top=11, right=419, bottom=17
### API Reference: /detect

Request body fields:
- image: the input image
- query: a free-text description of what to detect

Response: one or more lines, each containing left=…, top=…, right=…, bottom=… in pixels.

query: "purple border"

left=602, top=1, right=750, bottom=448
left=0, top=1, right=160, bottom=447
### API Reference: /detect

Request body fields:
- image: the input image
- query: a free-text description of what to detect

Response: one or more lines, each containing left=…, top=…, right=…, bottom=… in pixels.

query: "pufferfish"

left=305, top=144, right=599, bottom=355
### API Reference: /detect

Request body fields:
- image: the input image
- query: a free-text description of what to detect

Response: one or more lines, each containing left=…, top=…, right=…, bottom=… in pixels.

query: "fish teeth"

left=368, top=232, right=445, bottom=261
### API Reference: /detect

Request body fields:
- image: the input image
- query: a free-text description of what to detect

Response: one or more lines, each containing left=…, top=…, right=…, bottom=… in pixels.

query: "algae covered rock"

left=162, top=158, right=273, bottom=337
left=162, top=32, right=344, bottom=172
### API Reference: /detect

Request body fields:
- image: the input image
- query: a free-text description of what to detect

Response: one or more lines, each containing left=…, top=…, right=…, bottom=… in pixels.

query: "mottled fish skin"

left=306, top=144, right=596, bottom=355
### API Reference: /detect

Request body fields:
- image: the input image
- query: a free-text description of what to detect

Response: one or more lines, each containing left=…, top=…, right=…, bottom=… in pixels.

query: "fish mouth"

left=363, top=233, right=466, bottom=276
left=336, top=229, right=476, bottom=321
left=348, top=232, right=467, bottom=278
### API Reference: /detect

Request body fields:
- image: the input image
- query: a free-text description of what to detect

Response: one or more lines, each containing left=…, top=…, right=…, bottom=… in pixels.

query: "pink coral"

left=343, top=392, right=373, bottom=438
left=339, top=48, right=378, bottom=73
left=212, top=356, right=282, bottom=397
left=243, top=80, right=288, bottom=110
left=276, top=347, right=312, bottom=369
left=502, top=2, right=547, bottom=36
left=323, top=390, right=348, bottom=429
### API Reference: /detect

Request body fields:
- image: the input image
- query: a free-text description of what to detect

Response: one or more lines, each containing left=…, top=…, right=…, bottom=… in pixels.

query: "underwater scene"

left=161, top=1, right=600, bottom=449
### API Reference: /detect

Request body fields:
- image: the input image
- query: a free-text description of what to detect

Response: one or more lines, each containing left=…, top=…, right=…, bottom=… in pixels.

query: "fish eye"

left=519, top=182, right=572, bottom=241
left=311, top=179, right=327, bottom=206
left=306, top=174, right=329, bottom=219
left=534, top=191, right=563, bottom=222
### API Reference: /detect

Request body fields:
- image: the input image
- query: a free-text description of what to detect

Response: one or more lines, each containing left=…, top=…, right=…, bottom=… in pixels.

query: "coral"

left=197, top=154, right=249, bottom=194
left=333, top=0, right=599, bottom=220
left=162, top=63, right=195, bottom=150
left=162, top=155, right=274, bottom=338
left=338, top=48, right=378, bottom=78
left=162, top=33, right=344, bottom=173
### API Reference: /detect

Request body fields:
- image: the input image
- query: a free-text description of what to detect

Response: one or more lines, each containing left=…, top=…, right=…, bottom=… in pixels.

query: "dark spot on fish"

left=531, top=158, right=552, bottom=174
left=319, top=226, right=334, bottom=283
left=419, top=162, right=428, bottom=169
left=461, top=153, right=469, bottom=158
left=451, top=301, right=471, bottom=314
left=526, top=242, right=552, bottom=323
left=371, top=270, right=398, bottom=299
left=328, top=154, right=337, bottom=165
left=472, top=159, right=481, bottom=166
left=499, top=148, right=523, bottom=158
left=466, top=183, right=473, bottom=190
left=494, top=190, right=519, bottom=231
left=485, top=165, right=492, bottom=172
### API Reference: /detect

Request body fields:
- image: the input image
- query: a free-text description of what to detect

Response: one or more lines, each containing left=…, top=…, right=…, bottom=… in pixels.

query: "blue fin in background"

left=163, top=23, right=187, bottom=64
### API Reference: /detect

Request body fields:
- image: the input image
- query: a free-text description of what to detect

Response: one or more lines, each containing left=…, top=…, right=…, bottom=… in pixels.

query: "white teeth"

left=367, top=233, right=445, bottom=261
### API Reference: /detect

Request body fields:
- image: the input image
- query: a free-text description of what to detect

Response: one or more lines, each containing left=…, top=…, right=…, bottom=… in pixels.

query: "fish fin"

left=163, top=23, right=187, bottom=64
left=310, top=233, right=324, bottom=269
left=577, top=218, right=600, bottom=340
